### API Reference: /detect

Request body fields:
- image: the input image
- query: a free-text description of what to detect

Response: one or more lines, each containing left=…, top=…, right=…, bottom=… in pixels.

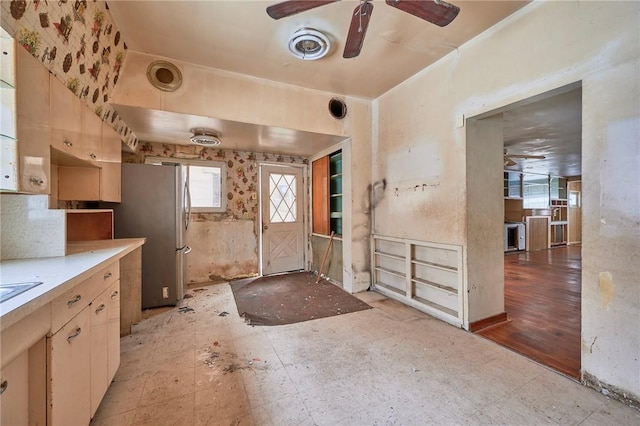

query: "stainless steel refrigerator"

left=110, top=163, right=190, bottom=308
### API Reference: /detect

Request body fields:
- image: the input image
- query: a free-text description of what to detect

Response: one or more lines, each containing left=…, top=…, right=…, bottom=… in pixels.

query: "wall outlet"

left=162, top=287, right=169, bottom=298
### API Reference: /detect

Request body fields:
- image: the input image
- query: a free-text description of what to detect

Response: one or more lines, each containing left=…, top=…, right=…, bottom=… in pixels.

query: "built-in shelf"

left=411, top=276, right=457, bottom=295
left=374, top=250, right=404, bottom=261
left=329, top=151, right=342, bottom=236
left=65, top=209, right=113, bottom=242
left=411, top=258, right=457, bottom=272
left=372, top=235, right=463, bottom=327
left=374, top=266, right=406, bottom=280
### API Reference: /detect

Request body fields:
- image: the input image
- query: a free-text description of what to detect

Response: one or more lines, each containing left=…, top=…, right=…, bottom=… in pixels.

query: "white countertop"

left=0, top=238, right=145, bottom=331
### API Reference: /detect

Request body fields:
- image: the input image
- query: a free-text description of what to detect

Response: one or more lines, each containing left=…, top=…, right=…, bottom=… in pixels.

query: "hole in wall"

left=155, top=67, right=174, bottom=84
left=329, top=98, right=347, bottom=119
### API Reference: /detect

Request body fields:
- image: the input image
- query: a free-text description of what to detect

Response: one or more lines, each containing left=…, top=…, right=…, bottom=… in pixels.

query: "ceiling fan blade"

left=266, top=0, right=339, bottom=20
left=504, top=157, right=517, bottom=167
left=343, top=1, right=374, bottom=59
left=385, top=0, right=460, bottom=27
left=508, top=154, right=546, bottom=160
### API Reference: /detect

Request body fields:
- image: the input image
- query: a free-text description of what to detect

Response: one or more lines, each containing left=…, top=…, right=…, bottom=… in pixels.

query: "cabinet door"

left=57, top=166, right=100, bottom=201
left=312, top=156, right=329, bottom=235
left=0, top=350, right=29, bottom=425
left=50, top=76, right=88, bottom=160
left=81, top=106, right=101, bottom=164
left=101, top=122, right=121, bottom=163
left=90, top=290, right=109, bottom=418
left=14, top=42, right=51, bottom=195
left=16, top=43, right=50, bottom=127
left=100, top=162, right=121, bottom=202
left=50, top=76, right=81, bottom=134
left=107, top=281, right=121, bottom=383
left=48, top=307, right=91, bottom=426
left=17, top=124, right=51, bottom=194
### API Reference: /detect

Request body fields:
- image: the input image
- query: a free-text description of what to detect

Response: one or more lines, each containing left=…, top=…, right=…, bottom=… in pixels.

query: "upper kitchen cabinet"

left=99, top=122, right=122, bottom=202
left=503, top=171, right=522, bottom=198
left=57, top=122, right=122, bottom=202
left=1, top=37, right=51, bottom=195
left=50, top=76, right=100, bottom=165
left=550, top=176, right=568, bottom=200
left=0, top=29, right=17, bottom=192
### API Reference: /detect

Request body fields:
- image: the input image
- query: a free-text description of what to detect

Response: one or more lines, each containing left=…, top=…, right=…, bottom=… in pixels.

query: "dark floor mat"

left=230, top=272, right=372, bottom=326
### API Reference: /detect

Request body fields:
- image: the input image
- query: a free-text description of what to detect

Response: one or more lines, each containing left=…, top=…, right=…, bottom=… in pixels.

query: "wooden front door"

left=260, top=165, right=305, bottom=275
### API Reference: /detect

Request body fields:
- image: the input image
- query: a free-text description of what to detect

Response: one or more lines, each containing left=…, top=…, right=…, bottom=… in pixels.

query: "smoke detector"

left=189, top=129, right=221, bottom=146
left=288, top=28, right=330, bottom=60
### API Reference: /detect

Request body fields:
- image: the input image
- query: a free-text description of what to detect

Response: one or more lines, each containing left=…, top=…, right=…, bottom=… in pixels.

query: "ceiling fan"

left=266, top=0, right=460, bottom=58
left=504, top=149, right=546, bottom=167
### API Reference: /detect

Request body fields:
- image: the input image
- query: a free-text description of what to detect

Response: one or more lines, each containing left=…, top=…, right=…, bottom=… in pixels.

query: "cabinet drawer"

left=88, top=262, right=120, bottom=296
left=82, top=261, right=120, bottom=305
left=50, top=277, right=95, bottom=334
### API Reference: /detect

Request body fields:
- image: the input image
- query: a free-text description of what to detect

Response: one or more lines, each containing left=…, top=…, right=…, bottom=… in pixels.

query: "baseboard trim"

left=469, top=312, right=508, bottom=332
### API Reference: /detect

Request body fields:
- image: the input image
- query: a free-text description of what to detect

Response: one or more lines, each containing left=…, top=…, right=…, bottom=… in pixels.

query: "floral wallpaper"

left=124, top=142, right=308, bottom=220
left=1, top=0, right=138, bottom=151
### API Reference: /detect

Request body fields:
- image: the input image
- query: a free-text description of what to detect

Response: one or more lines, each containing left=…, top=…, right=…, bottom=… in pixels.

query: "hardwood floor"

left=476, top=244, right=582, bottom=380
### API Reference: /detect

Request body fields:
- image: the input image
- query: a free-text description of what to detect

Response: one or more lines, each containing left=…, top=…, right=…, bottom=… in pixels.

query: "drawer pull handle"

left=110, top=290, right=119, bottom=299
left=67, top=294, right=82, bottom=307
left=63, top=139, right=73, bottom=147
left=90, top=153, right=97, bottom=160
left=104, top=272, right=113, bottom=280
left=67, top=327, right=82, bottom=343
left=30, top=176, right=45, bottom=186
left=95, top=304, right=106, bottom=314
left=0, top=380, right=7, bottom=395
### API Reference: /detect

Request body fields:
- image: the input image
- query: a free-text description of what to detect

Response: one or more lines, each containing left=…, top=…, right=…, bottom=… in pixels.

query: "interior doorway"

left=469, top=84, right=583, bottom=380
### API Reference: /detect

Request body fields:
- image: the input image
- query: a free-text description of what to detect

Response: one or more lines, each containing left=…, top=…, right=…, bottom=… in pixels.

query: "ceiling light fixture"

left=189, top=129, right=221, bottom=146
left=288, top=28, right=331, bottom=60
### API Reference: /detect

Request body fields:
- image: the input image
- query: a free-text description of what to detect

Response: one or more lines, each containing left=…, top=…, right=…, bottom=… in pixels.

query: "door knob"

left=263, top=224, right=269, bottom=231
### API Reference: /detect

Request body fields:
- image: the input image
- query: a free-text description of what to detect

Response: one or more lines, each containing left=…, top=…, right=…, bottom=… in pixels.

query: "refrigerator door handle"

left=176, top=245, right=192, bottom=255
left=184, top=178, right=192, bottom=231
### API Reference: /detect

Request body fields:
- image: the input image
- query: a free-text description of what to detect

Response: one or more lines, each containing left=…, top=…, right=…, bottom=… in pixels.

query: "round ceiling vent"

left=147, top=60, right=183, bottom=92
left=189, top=129, right=221, bottom=146
left=288, top=28, right=331, bottom=60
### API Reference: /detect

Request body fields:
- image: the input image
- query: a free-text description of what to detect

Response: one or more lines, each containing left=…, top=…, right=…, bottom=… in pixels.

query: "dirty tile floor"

left=91, top=283, right=639, bottom=425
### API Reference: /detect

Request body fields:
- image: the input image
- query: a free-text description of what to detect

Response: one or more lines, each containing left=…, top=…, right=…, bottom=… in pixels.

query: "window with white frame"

left=188, top=164, right=225, bottom=212
left=145, top=157, right=226, bottom=213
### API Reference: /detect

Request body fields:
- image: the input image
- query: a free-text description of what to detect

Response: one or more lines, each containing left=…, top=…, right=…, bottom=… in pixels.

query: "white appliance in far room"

left=504, top=222, right=526, bottom=252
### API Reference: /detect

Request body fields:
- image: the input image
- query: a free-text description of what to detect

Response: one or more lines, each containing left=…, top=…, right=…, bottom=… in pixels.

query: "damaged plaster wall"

left=111, top=52, right=373, bottom=293
left=374, top=1, right=639, bottom=402
left=123, top=143, right=306, bottom=284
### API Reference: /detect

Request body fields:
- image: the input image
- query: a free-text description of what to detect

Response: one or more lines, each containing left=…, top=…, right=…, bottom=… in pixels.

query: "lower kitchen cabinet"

left=90, top=288, right=110, bottom=417
left=90, top=280, right=120, bottom=417
left=47, top=264, right=121, bottom=424
left=107, top=282, right=121, bottom=382
left=0, top=350, right=29, bottom=424
left=48, top=306, right=92, bottom=426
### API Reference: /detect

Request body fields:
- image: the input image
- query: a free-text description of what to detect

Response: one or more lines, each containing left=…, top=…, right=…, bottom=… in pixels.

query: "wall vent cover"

left=147, top=60, right=183, bottom=92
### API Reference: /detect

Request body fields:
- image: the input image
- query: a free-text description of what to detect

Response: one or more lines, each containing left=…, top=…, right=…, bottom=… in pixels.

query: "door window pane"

left=269, top=173, right=296, bottom=223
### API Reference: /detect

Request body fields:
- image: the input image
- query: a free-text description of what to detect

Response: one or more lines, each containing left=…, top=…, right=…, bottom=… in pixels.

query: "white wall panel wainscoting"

left=371, top=235, right=464, bottom=327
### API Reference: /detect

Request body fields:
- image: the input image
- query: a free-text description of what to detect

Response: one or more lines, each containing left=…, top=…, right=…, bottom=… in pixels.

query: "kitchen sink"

left=0, top=282, right=43, bottom=303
